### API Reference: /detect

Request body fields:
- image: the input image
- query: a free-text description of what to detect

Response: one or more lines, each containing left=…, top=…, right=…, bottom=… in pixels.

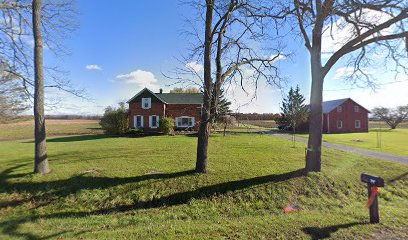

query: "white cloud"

left=222, top=65, right=284, bottom=113
left=116, top=69, right=159, bottom=89
left=324, top=80, right=408, bottom=111
left=186, top=61, right=203, bottom=73
left=86, top=65, right=102, bottom=71
left=270, top=54, right=286, bottom=62
left=332, top=66, right=375, bottom=80
left=333, top=67, right=355, bottom=80
left=322, top=10, right=395, bottom=54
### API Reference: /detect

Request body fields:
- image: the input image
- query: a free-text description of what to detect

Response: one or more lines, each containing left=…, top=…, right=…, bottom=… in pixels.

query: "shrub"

left=127, top=128, right=143, bottom=137
left=217, top=115, right=237, bottom=136
left=159, top=117, right=175, bottom=135
left=99, top=102, right=129, bottom=135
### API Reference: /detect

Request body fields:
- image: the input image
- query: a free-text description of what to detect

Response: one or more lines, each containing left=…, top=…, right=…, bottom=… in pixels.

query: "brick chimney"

left=159, top=88, right=163, bottom=94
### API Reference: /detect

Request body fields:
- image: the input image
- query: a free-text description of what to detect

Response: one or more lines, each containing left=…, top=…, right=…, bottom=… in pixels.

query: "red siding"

left=165, top=104, right=202, bottom=131
left=323, top=99, right=368, bottom=133
left=129, top=102, right=165, bottom=131
left=129, top=102, right=202, bottom=131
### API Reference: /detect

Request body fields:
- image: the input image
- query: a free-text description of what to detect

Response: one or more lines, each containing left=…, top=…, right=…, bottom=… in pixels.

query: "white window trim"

left=149, top=115, right=159, bottom=128
left=354, top=106, right=359, bottom=112
left=175, top=116, right=195, bottom=128
left=355, top=120, right=361, bottom=129
left=141, top=98, right=151, bottom=109
left=337, top=120, right=343, bottom=129
left=337, top=106, right=342, bottom=112
left=134, top=115, right=144, bottom=128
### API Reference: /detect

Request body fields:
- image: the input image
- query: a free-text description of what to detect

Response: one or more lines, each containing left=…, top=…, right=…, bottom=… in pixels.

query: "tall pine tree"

left=280, top=85, right=308, bottom=146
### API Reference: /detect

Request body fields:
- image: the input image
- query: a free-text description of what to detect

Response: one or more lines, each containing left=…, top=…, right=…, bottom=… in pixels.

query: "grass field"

left=322, top=129, right=408, bottom=157
left=239, top=120, right=278, bottom=129
left=247, top=119, right=408, bottom=157
left=0, top=120, right=103, bottom=141
left=296, top=128, right=408, bottom=157
left=1, top=129, right=407, bottom=239
left=369, top=121, right=408, bottom=129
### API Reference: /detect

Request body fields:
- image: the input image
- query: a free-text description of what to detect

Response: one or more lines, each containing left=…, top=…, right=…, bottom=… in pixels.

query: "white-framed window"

left=175, top=116, right=195, bottom=128
left=149, top=115, right=159, bottom=128
left=337, top=120, right=343, bottom=129
left=337, top=106, right=342, bottom=112
left=142, top=98, right=151, bottom=109
left=354, top=105, right=359, bottom=112
left=134, top=115, right=144, bottom=128
left=355, top=120, right=361, bottom=128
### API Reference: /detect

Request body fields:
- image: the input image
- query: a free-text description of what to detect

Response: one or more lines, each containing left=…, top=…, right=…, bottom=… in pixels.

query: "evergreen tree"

left=212, top=88, right=231, bottom=121
left=217, top=89, right=232, bottom=117
left=280, top=85, right=308, bottom=146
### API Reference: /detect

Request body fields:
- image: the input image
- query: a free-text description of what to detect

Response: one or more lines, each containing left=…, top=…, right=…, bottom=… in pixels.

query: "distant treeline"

left=45, top=115, right=102, bottom=120
left=232, top=113, right=280, bottom=121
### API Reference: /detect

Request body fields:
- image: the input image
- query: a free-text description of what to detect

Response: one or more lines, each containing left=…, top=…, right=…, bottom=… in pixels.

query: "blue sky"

left=44, top=0, right=408, bottom=115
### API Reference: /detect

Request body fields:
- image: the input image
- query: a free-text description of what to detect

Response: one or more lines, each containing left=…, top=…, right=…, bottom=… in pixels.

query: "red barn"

left=127, top=88, right=203, bottom=132
left=322, top=98, right=370, bottom=133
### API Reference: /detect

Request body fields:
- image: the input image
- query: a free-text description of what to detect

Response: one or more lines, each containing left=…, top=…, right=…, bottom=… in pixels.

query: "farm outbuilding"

left=321, top=98, right=370, bottom=133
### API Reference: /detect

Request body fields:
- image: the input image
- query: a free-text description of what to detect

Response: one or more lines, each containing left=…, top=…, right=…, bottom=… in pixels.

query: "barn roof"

left=306, top=98, right=370, bottom=113
left=322, top=98, right=349, bottom=113
left=127, top=88, right=203, bottom=104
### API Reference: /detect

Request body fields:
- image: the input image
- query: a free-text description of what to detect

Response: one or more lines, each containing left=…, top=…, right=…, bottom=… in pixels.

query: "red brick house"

left=321, top=98, right=369, bottom=133
left=127, top=88, right=203, bottom=131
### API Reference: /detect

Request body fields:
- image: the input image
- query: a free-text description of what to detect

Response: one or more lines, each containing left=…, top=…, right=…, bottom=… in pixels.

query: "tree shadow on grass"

left=81, top=168, right=306, bottom=214
left=0, top=216, right=90, bottom=240
left=0, top=168, right=305, bottom=239
left=0, top=165, right=196, bottom=209
left=302, top=222, right=367, bottom=240
left=388, top=172, right=408, bottom=183
left=46, top=134, right=113, bottom=142
left=21, top=134, right=113, bottom=143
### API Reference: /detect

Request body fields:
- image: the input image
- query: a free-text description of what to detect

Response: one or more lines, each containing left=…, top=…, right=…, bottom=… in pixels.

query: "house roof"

left=157, top=93, right=203, bottom=104
left=127, top=88, right=203, bottom=105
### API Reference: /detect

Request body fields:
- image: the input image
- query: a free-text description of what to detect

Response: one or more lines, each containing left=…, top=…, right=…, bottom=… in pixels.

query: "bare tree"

left=169, top=86, right=200, bottom=93
left=0, top=61, right=29, bottom=122
left=32, top=0, right=49, bottom=174
left=219, top=114, right=236, bottom=136
left=270, top=0, right=408, bottom=173
left=195, top=0, right=214, bottom=173
left=372, top=106, right=408, bottom=129
left=185, top=0, right=284, bottom=173
left=0, top=0, right=79, bottom=174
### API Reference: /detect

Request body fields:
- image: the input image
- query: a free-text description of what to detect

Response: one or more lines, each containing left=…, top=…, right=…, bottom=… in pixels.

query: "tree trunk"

left=305, top=49, right=323, bottom=173
left=196, top=0, right=214, bottom=173
left=33, top=0, right=50, bottom=174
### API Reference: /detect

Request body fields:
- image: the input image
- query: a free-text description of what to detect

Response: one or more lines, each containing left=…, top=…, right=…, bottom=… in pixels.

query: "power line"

left=324, top=79, right=408, bottom=92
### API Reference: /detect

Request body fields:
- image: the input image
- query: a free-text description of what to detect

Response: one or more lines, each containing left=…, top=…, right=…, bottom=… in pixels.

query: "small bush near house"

left=127, top=128, right=143, bottom=136
left=159, top=117, right=175, bottom=135
left=99, top=102, right=129, bottom=135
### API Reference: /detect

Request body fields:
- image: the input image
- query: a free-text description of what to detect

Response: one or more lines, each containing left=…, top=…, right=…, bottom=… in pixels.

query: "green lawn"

left=1, top=133, right=407, bottom=239
left=297, top=129, right=408, bottom=157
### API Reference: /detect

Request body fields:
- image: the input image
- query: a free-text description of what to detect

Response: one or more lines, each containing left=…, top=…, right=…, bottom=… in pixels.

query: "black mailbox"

left=361, top=173, right=384, bottom=223
left=361, top=173, right=384, bottom=187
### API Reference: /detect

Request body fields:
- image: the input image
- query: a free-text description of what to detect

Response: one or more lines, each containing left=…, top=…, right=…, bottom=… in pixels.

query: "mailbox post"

left=361, top=173, right=384, bottom=223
